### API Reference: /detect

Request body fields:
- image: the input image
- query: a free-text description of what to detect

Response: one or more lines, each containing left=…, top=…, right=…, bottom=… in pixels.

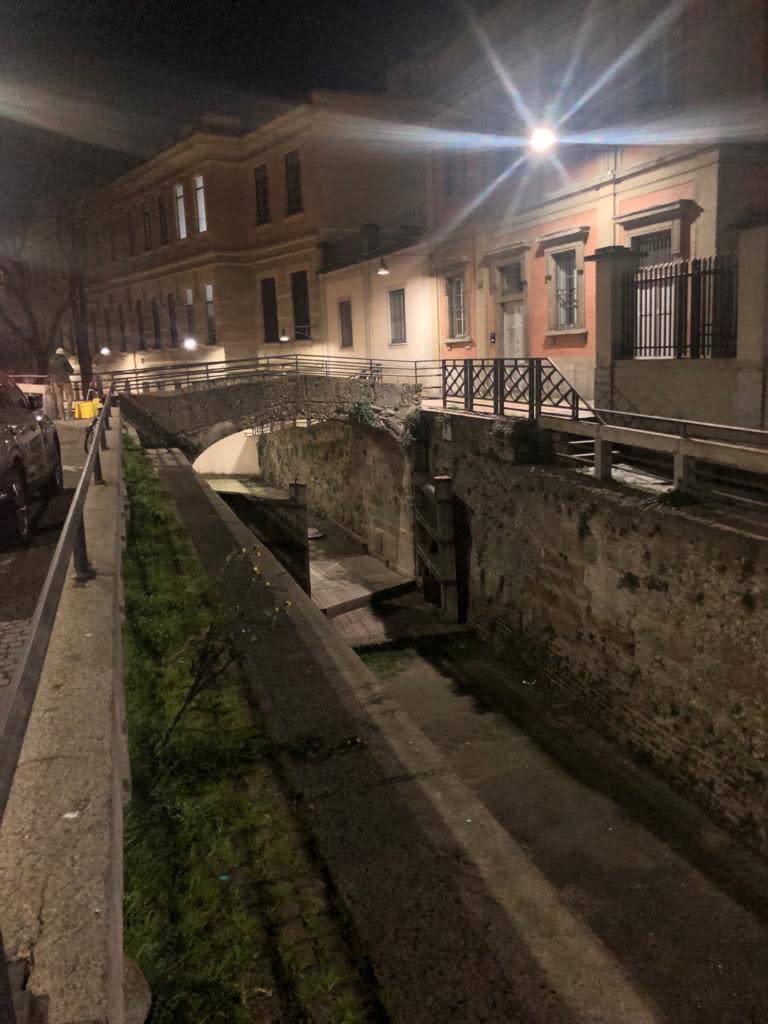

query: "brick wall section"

left=0, top=619, right=30, bottom=687
left=427, top=414, right=768, bottom=857
left=258, top=421, right=415, bottom=576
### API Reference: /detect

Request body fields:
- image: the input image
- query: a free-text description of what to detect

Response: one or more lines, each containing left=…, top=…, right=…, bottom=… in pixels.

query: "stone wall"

left=258, top=420, right=415, bottom=576
left=427, top=413, right=768, bottom=856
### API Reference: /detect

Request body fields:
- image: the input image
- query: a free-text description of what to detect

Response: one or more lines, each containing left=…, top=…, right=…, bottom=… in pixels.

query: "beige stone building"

left=83, top=92, right=429, bottom=373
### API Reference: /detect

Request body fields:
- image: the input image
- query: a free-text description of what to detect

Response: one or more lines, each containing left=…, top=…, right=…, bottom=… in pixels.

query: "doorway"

left=501, top=300, right=526, bottom=358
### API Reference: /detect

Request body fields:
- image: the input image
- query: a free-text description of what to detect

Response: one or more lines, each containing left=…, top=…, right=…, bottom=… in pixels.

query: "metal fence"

left=0, top=396, right=114, bottom=1024
left=441, top=357, right=593, bottom=420
left=620, top=255, right=738, bottom=359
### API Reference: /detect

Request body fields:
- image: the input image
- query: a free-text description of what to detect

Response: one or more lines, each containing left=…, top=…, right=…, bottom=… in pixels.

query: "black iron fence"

left=621, top=255, right=738, bottom=359
left=0, top=396, right=114, bottom=1024
left=441, top=357, right=591, bottom=420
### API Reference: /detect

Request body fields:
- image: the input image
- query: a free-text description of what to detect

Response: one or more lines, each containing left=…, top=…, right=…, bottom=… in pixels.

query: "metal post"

left=464, top=360, right=473, bottom=412
left=93, top=445, right=104, bottom=485
left=73, top=517, right=94, bottom=580
left=527, top=359, right=536, bottom=420
left=493, top=358, right=503, bottom=416
left=441, top=360, right=447, bottom=408
left=99, top=422, right=108, bottom=451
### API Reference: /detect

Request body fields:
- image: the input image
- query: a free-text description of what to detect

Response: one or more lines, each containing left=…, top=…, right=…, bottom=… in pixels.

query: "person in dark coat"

left=49, top=347, right=75, bottom=420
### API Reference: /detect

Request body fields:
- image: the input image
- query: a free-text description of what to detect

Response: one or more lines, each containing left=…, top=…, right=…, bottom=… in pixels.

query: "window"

left=185, top=287, right=195, bottom=336
left=136, top=299, right=145, bottom=350
left=194, top=174, right=207, bottom=233
left=447, top=275, right=467, bottom=338
left=630, top=229, right=673, bottom=266
left=174, top=184, right=188, bottom=240
left=339, top=300, right=353, bottom=348
left=261, top=277, right=279, bottom=343
left=151, top=297, right=161, bottom=348
left=168, top=293, right=178, bottom=347
left=0, top=380, right=30, bottom=410
left=205, top=283, right=217, bottom=346
left=290, top=270, right=310, bottom=339
left=158, top=196, right=169, bottom=245
left=126, top=211, right=135, bottom=256
left=118, top=304, right=127, bottom=352
left=553, top=251, right=578, bottom=329
left=143, top=202, right=152, bottom=250
left=500, top=262, right=523, bottom=295
left=285, top=151, right=303, bottom=215
left=389, top=288, right=406, bottom=344
left=444, top=152, right=465, bottom=198
left=254, top=164, right=271, bottom=225
left=104, top=307, right=112, bottom=349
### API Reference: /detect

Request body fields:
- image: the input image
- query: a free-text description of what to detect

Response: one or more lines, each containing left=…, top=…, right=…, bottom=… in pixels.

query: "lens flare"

left=530, top=127, right=556, bottom=153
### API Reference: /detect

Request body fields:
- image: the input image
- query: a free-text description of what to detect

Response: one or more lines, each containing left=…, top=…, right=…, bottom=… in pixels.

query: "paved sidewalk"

left=0, top=620, right=30, bottom=687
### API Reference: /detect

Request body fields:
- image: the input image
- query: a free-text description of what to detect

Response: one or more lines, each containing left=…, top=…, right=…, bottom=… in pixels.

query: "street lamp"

left=529, top=126, right=557, bottom=153
left=183, top=336, right=197, bottom=351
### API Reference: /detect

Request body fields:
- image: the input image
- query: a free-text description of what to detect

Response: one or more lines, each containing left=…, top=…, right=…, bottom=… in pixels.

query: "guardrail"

left=0, top=394, right=114, bottom=1024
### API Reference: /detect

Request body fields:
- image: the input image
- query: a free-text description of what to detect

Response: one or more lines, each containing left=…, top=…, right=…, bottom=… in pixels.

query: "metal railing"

left=0, top=395, right=114, bottom=1024
left=620, top=255, right=738, bottom=359
left=441, top=357, right=594, bottom=420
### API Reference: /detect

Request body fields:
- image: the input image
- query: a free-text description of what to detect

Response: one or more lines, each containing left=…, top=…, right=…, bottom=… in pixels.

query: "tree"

left=0, top=204, right=91, bottom=385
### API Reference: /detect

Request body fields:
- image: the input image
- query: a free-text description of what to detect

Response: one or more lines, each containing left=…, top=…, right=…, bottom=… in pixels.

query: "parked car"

left=0, top=377, right=63, bottom=544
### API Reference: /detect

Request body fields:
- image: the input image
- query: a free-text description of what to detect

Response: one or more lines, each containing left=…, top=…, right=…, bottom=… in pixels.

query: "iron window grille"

left=447, top=275, right=467, bottom=338
left=174, top=183, right=188, bottom=240
left=167, top=293, right=178, bottom=347
left=151, top=297, right=161, bottom=348
left=261, top=277, right=279, bottom=342
left=205, top=283, right=217, bottom=345
left=185, top=288, right=195, bottom=335
left=500, top=262, right=523, bottom=294
left=290, top=270, right=311, bottom=339
left=554, top=250, right=578, bottom=329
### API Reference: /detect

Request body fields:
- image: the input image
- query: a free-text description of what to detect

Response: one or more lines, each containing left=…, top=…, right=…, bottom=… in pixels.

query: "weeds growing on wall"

left=122, top=437, right=374, bottom=1024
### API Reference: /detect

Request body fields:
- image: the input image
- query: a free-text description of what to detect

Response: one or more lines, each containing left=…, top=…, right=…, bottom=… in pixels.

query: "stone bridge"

left=120, top=374, right=420, bottom=458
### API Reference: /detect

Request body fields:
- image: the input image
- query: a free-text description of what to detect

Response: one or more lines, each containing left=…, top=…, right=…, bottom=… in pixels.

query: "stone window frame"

left=434, top=257, right=472, bottom=349
left=539, top=226, right=589, bottom=336
left=614, top=201, right=696, bottom=261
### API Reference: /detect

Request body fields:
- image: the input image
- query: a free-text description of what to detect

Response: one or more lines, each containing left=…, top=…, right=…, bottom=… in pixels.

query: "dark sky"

left=0, top=0, right=475, bottom=219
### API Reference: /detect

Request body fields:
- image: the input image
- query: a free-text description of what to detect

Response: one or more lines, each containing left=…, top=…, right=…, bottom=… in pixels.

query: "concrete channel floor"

left=156, top=450, right=768, bottom=1024
left=366, top=641, right=768, bottom=1024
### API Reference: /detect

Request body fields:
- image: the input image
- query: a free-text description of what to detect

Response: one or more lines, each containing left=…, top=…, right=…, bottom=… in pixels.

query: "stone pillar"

left=736, top=224, right=768, bottom=427
left=586, top=246, right=643, bottom=410
left=673, top=451, right=696, bottom=492
left=593, top=438, right=613, bottom=483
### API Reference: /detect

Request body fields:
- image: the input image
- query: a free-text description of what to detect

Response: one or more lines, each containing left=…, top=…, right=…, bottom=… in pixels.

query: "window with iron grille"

left=285, top=151, right=303, bottom=215
left=339, top=300, right=353, bottom=348
left=291, top=270, right=311, bottom=339
left=447, top=275, right=466, bottom=338
left=631, top=230, right=673, bottom=266
left=500, top=262, right=523, bottom=295
left=553, top=250, right=578, bottom=329
left=158, top=196, right=169, bottom=245
left=168, top=293, right=178, bottom=347
left=254, top=164, right=271, bottom=224
left=194, top=174, right=207, bottom=233
left=174, top=183, right=188, bottom=240
left=151, top=297, right=161, bottom=348
left=185, top=288, right=195, bottom=336
left=261, top=277, right=279, bottom=342
left=143, top=202, right=152, bottom=250
left=118, top=305, right=127, bottom=352
left=389, top=288, right=406, bottom=344
left=205, top=283, right=217, bottom=345
left=136, top=299, right=146, bottom=350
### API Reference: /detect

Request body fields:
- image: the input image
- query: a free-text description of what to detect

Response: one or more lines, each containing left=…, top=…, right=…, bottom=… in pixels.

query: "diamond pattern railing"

left=440, top=358, right=591, bottom=421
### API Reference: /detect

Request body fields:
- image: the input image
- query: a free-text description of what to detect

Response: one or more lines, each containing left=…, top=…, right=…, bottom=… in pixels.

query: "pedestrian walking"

left=49, top=347, right=75, bottom=420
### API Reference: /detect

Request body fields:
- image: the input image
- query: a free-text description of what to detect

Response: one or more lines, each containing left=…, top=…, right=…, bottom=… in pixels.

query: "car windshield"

left=0, top=380, right=29, bottom=411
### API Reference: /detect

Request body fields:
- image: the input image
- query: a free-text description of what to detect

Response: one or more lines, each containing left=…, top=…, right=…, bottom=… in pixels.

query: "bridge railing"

left=0, top=396, right=114, bottom=1024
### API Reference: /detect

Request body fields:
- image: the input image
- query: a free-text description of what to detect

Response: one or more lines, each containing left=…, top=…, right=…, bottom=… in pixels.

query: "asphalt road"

left=0, top=422, right=88, bottom=623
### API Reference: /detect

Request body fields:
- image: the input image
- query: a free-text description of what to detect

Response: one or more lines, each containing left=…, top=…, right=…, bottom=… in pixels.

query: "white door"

left=501, top=301, right=525, bottom=358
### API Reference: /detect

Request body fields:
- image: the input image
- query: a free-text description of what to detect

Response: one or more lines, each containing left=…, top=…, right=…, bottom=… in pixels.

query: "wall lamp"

left=183, top=336, right=198, bottom=351
left=377, top=258, right=390, bottom=276
left=279, top=327, right=290, bottom=342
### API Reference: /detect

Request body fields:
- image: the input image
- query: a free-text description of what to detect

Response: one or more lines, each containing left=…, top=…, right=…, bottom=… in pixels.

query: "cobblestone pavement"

left=0, top=619, right=31, bottom=687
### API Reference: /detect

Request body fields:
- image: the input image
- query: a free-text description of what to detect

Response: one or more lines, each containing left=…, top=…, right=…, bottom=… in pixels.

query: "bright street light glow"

left=99, top=346, right=111, bottom=356
left=530, top=126, right=557, bottom=153
left=182, top=336, right=197, bottom=351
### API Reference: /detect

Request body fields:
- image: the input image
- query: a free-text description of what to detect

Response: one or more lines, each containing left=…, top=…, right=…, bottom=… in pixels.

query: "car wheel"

left=7, top=467, right=30, bottom=546
left=42, top=441, right=64, bottom=498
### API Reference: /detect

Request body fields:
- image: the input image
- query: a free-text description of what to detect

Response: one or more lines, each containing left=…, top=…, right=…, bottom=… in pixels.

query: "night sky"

left=0, top=0, right=476, bottom=219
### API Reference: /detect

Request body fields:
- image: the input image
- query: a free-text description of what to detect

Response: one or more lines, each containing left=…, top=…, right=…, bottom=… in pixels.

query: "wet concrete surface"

left=365, top=640, right=768, bottom=1024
